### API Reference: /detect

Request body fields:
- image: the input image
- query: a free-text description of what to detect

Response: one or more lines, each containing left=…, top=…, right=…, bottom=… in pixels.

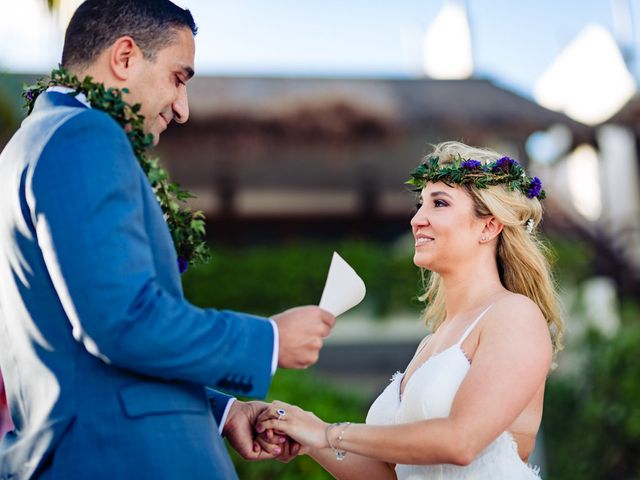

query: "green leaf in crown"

left=406, top=153, right=546, bottom=200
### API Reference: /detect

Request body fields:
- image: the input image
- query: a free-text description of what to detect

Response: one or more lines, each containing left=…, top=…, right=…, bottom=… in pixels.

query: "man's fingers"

left=275, top=440, right=293, bottom=463
left=274, top=306, right=336, bottom=369
left=320, top=309, right=336, bottom=328
left=320, top=323, right=332, bottom=338
left=256, top=436, right=282, bottom=457
left=259, top=428, right=286, bottom=445
left=288, top=441, right=301, bottom=457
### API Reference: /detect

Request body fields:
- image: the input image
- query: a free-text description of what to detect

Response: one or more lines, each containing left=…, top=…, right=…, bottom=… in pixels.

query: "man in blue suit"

left=0, top=1, right=335, bottom=478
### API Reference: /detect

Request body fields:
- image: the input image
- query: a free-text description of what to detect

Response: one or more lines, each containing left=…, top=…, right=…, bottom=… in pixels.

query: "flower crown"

left=406, top=154, right=546, bottom=200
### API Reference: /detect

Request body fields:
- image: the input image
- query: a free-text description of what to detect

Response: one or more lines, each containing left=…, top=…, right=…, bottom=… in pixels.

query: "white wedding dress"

left=366, top=306, right=541, bottom=479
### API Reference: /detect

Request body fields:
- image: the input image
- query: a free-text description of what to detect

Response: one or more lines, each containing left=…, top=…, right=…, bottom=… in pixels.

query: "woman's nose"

left=410, top=205, right=429, bottom=228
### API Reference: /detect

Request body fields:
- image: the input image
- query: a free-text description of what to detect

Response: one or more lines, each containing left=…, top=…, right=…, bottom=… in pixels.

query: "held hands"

left=272, top=306, right=336, bottom=369
left=226, top=306, right=335, bottom=461
left=224, top=400, right=302, bottom=462
left=256, top=400, right=329, bottom=450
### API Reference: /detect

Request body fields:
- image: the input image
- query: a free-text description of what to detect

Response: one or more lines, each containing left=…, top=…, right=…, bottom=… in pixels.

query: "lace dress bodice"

left=365, top=307, right=541, bottom=479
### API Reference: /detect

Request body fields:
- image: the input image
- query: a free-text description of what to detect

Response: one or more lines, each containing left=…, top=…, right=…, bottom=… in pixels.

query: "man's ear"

left=108, top=36, right=142, bottom=81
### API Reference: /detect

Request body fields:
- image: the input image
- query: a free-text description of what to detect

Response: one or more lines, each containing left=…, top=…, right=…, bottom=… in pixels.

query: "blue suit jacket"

left=0, top=92, right=275, bottom=479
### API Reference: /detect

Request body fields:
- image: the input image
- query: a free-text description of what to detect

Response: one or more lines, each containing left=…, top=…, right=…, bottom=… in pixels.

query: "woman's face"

left=410, top=181, right=486, bottom=272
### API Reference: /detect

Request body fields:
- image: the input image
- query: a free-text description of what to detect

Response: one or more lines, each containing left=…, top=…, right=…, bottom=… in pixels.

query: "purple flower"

left=461, top=159, right=482, bottom=170
left=527, top=177, right=543, bottom=198
left=492, top=156, right=519, bottom=172
left=178, top=257, right=189, bottom=274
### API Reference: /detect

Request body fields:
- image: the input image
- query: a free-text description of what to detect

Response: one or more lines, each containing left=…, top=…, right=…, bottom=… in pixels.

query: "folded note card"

left=319, top=252, right=366, bottom=316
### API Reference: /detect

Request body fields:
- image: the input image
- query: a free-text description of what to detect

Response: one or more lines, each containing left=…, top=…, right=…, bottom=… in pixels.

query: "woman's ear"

left=481, top=216, right=504, bottom=242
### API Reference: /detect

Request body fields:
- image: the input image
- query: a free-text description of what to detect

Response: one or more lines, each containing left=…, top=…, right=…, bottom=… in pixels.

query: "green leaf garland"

left=23, top=66, right=210, bottom=273
left=407, top=153, right=546, bottom=200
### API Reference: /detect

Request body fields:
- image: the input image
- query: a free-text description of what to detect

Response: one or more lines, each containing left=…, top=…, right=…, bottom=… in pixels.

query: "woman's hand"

left=256, top=400, right=329, bottom=450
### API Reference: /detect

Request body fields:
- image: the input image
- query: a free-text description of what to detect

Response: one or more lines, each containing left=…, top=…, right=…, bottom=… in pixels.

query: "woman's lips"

left=415, top=234, right=434, bottom=246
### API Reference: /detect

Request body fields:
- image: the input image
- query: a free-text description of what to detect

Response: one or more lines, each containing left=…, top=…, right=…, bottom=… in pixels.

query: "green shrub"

left=229, top=369, right=369, bottom=480
left=544, top=323, right=640, bottom=480
left=546, top=235, right=595, bottom=286
left=182, top=240, right=422, bottom=318
left=183, top=236, right=628, bottom=479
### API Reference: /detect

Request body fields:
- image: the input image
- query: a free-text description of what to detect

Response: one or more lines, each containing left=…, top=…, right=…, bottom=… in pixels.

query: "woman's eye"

left=434, top=199, right=448, bottom=207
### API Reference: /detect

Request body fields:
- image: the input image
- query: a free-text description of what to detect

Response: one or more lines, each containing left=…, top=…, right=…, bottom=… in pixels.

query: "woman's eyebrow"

left=429, top=191, right=454, bottom=199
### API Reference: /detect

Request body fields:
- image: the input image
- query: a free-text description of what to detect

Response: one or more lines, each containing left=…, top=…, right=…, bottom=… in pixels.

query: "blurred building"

left=530, top=21, right=640, bottom=300
left=157, top=75, right=591, bottom=243
left=3, top=72, right=639, bottom=297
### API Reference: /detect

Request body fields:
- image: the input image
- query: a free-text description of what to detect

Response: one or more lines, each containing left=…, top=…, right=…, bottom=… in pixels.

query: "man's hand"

left=224, top=400, right=302, bottom=462
left=272, top=306, right=336, bottom=369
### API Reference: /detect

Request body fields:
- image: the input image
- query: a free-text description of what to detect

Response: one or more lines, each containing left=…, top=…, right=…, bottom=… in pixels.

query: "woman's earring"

left=481, top=235, right=487, bottom=242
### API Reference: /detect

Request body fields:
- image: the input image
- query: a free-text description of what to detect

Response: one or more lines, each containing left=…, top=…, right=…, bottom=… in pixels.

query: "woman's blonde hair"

left=419, top=141, right=564, bottom=352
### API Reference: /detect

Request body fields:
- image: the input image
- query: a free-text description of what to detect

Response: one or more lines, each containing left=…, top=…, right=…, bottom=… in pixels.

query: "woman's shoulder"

left=490, top=293, right=545, bottom=321
left=494, top=292, right=540, bottom=310
left=482, top=293, right=552, bottom=357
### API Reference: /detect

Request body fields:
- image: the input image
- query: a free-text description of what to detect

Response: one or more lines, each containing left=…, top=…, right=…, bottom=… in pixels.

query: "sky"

left=0, top=0, right=638, bottom=100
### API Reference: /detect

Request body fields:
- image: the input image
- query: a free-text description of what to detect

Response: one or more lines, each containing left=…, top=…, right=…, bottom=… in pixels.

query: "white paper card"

left=319, top=252, right=366, bottom=317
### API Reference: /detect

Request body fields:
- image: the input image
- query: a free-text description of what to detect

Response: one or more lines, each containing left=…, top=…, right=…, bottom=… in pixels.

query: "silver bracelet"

left=326, top=422, right=351, bottom=461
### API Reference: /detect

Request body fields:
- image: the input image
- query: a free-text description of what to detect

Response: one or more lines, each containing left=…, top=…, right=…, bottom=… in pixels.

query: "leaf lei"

left=22, top=66, right=210, bottom=273
left=406, top=154, right=546, bottom=200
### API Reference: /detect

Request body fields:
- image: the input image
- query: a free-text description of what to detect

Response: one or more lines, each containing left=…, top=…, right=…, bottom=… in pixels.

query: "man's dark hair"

left=62, top=0, right=197, bottom=69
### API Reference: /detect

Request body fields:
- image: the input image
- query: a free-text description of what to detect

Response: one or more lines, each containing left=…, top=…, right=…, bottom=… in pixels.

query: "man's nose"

left=172, top=87, right=190, bottom=124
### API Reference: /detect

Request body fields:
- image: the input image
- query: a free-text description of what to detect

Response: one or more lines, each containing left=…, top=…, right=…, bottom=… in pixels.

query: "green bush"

left=183, top=236, right=631, bottom=479
left=544, top=323, right=640, bottom=480
left=543, top=236, right=639, bottom=479
left=182, top=240, right=423, bottom=318
left=545, top=235, right=595, bottom=286
left=229, top=369, right=369, bottom=480
left=181, top=235, right=596, bottom=320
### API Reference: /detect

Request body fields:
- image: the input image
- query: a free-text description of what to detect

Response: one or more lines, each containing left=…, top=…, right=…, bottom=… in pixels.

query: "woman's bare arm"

left=258, top=295, right=552, bottom=466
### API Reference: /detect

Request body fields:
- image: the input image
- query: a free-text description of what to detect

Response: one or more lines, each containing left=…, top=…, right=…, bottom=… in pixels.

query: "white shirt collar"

left=46, top=86, right=91, bottom=109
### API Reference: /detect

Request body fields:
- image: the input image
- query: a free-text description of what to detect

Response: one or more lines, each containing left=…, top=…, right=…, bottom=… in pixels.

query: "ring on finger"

left=277, top=408, right=286, bottom=420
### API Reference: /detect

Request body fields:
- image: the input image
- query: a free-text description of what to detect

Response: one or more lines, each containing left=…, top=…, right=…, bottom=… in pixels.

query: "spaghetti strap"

left=456, top=304, right=494, bottom=346
left=414, top=334, right=433, bottom=358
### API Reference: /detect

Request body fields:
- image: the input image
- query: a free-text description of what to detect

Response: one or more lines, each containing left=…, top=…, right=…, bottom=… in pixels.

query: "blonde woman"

left=257, top=141, right=563, bottom=479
